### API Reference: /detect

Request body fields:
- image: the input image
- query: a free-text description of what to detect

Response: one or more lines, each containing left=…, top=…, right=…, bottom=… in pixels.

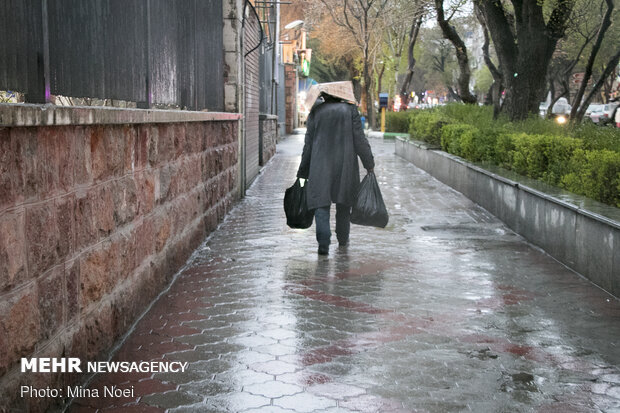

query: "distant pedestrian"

left=297, top=82, right=375, bottom=255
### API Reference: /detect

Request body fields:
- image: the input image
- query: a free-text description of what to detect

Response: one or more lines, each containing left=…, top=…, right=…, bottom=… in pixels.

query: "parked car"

left=585, top=103, right=604, bottom=118
left=590, top=102, right=619, bottom=125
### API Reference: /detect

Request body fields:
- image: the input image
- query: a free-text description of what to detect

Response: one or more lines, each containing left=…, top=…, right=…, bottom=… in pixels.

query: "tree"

left=400, top=15, right=425, bottom=100
left=380, top=1, right=409, bottom=97
left=474, top=5, right=503, bottom=117
left=307, top=38, right=360, bottom=84
left=435, top=0, right=477, bottom=103
left=569, top=0, right=617, bottom=123
left=477, top=0, right=575, bottom=120
left=375, top=0, right=429, bottom=101
left=417, top=25, right=461, bottom=100
left=545, top=0, right=601, bottom=112
left=314, top=0, right=389, bottom=126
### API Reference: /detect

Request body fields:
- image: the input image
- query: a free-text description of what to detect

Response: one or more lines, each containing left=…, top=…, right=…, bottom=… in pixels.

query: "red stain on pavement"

left=301, top=344, right=355, bottom=366
left=289, top=287, right=388, bottom=314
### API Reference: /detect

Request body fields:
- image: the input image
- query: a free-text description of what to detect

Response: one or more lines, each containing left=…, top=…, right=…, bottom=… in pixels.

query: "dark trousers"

left=314, top=204, right=351, bottom=248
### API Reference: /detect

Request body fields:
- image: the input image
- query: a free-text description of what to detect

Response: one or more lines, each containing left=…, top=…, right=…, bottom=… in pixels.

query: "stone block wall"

left=0, top=107, right=241, bottom=412
left=259, top=114, right=277, bottom=166
left=395, top=137, right=620, bottom=298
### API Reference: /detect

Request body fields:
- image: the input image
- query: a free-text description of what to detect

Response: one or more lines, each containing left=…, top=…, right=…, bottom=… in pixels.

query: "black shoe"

left=318, top=246, right=329, bottom=255
left=338, top=240, right=348, bottom=247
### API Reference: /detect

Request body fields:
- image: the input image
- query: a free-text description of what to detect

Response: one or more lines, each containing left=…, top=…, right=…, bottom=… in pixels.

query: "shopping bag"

left=351, top=172, right=389, bottom=228
left=284, top=178, right=314, bottom=229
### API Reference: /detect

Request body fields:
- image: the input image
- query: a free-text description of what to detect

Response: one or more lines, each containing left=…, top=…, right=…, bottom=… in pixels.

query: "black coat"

left=297, top=101, right=375, bottom=210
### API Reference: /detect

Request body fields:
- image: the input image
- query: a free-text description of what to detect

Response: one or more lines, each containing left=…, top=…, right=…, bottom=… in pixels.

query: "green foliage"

left=506, top=133, right=583, bottom=184
left=571, top=123, right=620, bottom=153
left=307, top=38, right=358, bottom=84
left=385, top=112, right=410, bottom=133
left=473, top=66, right=494, bottom=97
left=408, top=110, right=450, bottom=146
left=440, top=124, right=478, bottom=158
left=406, top=104, right=620, bottom=206
left=561, top=149, right=620, bottom=207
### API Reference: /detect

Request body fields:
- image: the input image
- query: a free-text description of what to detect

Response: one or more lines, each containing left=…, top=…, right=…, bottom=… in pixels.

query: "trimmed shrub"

left=385, top=111, right=411, bottom=133
left=440, top=124, right=499, bottom=162
left=494, top=133, right=515, bottom=168
left=561, top=149, right=620, bottom=207
left=440, top=124, right=477, bottom=158
left=404, top=104, right=620, bottom=206
left=409, top=111, right=449, bottom=146
left=502, top=133, right=583, bottom=185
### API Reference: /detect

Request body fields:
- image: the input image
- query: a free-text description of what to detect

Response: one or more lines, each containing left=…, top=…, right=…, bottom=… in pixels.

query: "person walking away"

left=296, top=82, right=375, bottom=255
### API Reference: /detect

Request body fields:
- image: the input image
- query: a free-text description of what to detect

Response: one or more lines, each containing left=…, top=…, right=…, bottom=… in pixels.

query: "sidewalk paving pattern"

left=70, top=134, right=620, bottom=412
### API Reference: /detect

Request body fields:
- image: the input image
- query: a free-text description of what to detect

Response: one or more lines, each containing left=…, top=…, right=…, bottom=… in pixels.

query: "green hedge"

left=561, top=149, right=620, bottom=207
left=408, top=110, right=450, bottom=146
left=403, top=105, right=620, bottom=207
left=385, top=111, right=410, bottom=133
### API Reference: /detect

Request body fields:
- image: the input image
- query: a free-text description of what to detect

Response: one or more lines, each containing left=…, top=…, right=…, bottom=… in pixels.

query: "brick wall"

left=0, top=109, right=240, bottom=412
left=244, top=10, right=260, bottom=186
left=259, top=114, right=277, bottom=166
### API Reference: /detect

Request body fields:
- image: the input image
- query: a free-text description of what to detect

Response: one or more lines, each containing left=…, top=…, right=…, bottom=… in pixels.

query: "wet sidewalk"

left=71, top=133, right=620, bottom=413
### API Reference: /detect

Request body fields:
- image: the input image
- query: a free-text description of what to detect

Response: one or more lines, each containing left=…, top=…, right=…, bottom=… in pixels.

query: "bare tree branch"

left=570, top=0, right=614, bottom=122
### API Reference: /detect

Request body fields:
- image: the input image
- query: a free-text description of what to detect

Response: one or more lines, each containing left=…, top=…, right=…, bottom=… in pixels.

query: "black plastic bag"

left=351, top=172, right=389, bottom=228
left=284, top=178, right=314, bottom=229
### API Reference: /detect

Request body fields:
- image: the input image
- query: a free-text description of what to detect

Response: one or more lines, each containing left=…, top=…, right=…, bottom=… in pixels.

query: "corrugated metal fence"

left=0, top=0, right=224, bottom=111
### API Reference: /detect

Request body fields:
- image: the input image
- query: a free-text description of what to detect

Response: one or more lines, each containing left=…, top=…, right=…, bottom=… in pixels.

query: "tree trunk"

left=491, top=81, right=502, bottom=119
left=447, top=86, right=460, bottom=101
left=478, top=0, right=572, bottom=120
left=435, top=0, right=477, bottom=104
left=475, top=5, right=503, bottom=118
left=574, top=49, right=620, bottom=122
left=400, top=16, right=423, bottom=99
left=377, top=62, right=385, bottom=96
left=363, top=58, right=375, bottom=129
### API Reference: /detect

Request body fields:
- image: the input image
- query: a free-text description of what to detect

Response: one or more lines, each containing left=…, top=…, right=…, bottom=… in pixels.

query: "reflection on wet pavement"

left=70, top=134, right=620, bottom=413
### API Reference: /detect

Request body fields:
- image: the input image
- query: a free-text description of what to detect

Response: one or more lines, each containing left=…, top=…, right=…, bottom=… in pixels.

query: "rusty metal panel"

left=196, top=0, right=224, bottom=111
left=0, top=0, right=224, bottom=111
left=149, top=0, right=223, bottom=110
left=0, top=0, right=45, bottom=102
left=259, top=46, right=273, bottom=114
left=47, top=0, right=148, bottom=102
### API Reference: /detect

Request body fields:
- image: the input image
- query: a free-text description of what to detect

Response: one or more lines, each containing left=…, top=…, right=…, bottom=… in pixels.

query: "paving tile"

left=234, top=334, right=280, bottom=348
left=226, top=349, right=276, bottom=366
left=67, top=134, right=620, bottom=413
left=140, top=391, right=202, bottom=409
left=273, top=393, right=337, bottom=412
left=243, top=381, right=303, bottom=398
left=253, top=343, right=297, bottom=357
left=307, top=383, right=365, bottom=400
left=204, top=392, right=271, bottom=411
left=250, top=360, right=298, bottom=375
left=242, top=408, right=299, bottom=413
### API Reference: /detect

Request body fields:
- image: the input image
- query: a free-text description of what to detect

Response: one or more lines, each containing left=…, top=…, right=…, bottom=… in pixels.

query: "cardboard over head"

left=305, top=81, right=357, bottom=107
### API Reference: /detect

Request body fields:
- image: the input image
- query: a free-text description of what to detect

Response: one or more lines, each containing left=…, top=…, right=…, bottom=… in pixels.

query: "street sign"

left=379, top=93, right=388, bottom=108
